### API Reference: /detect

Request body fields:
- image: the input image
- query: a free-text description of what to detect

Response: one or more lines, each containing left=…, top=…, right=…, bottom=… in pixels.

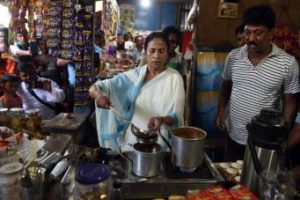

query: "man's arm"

left=283, top=93, right=297, bottom=125
left=56, top=58, right=72, bottom=66
left=15, top=49, right=31, bottom=56
left=288, top=121, right=300, bottom=148
left=216, top=79, right=232, bottom=131
left=10, top=45, right=31, bottom=56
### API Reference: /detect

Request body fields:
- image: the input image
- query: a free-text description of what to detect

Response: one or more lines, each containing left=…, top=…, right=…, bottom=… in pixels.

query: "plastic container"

left=74, top=163, right=111, bottom=200
left=10, top=108, right=25, bottom=132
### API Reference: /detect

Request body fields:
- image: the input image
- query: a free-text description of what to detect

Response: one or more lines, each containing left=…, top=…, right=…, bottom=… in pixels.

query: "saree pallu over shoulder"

left=95, top=66, right=147, bottom=149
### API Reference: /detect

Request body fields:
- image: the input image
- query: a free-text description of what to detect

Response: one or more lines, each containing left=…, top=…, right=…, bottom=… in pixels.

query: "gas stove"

left=109, top=152, right=224, bottom=199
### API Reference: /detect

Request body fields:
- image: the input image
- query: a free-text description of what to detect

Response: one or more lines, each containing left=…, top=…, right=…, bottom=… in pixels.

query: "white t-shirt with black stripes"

left=223, top=43, right=300, bottom=145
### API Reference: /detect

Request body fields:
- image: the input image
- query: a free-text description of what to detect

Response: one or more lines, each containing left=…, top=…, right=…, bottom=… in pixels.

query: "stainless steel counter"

left=110, top=152, right=224, bottom=199
left=53, top=150, right=223, bottom=200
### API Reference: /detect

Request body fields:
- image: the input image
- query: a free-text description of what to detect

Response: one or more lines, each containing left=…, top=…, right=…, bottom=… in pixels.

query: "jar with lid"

left=74, top=163, right=111, bottom=200
left=10, top=108, right=25, bottom=132
left=0, top=162, right=23, bottom=200
left=25, top=109, right=42, bottom=138
left=0, top=108, right=10, bottom=127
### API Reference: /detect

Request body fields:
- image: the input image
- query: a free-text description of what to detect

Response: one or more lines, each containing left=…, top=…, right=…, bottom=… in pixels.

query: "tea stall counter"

left=41, top=112, right=89, bottom=144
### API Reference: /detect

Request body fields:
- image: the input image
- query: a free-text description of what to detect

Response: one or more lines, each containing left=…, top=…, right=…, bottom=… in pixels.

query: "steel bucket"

left=132, top=143, right=162, bottom=177
left=171, top=126, right=207, bottom=169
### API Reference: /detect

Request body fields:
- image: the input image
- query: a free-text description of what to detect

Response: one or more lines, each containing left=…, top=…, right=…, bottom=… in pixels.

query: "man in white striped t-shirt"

left=216, top=5, right=300, bottom=161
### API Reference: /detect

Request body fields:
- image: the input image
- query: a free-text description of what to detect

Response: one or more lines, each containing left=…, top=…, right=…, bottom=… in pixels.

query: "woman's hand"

left=95, top=94, right=111, bottom=108
left=89, top=84, right=111, bottom=108
left=147, top=116, right=164, bottom=131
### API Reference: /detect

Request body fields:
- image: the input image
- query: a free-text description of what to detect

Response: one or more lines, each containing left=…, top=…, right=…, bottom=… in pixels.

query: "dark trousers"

left=225, top=134, right=246, bottom=162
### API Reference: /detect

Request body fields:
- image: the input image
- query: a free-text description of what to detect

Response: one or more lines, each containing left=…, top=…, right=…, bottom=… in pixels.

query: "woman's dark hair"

left=242, top=5, right=276, bottom=29
left=144, top=32, right=170, bottom=52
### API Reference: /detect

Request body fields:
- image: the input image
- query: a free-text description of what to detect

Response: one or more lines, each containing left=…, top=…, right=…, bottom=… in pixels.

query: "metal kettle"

left=131, top=126, right=163, bottom=177
left=240, top=109, right=290, bottom=194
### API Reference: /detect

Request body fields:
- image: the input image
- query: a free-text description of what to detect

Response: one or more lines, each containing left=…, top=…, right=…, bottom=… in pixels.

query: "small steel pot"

left=132, top=143, right=162, bottom=177
left=171, top=126, right=207, bottom=169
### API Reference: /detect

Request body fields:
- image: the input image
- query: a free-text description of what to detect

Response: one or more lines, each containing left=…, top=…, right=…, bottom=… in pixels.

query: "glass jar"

left=10, top=108, right=25, bottom=133
left=74, top=163, right=111, bottom=200
left=0, top=162, right=23, bottom=200
left=25, top=109, right=42, bottom=138
left=0, top=108, right=10, bottom=127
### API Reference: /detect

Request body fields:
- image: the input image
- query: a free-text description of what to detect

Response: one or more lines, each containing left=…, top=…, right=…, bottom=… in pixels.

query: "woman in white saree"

left=89, top=32, right=185, bottom=151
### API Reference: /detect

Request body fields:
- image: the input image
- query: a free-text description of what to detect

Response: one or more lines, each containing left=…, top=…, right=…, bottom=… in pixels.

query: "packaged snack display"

left=45, top=1, right=61, bottom=57
left=186, top=184, right=259, bottom=200
left=198, top=185, right=234, bottom=200
left=8, top=0, right=95, bottom=108
left=60, top=0, right=75, bottom=60
left=73, top=0, right=95, bottom=107
left=229, top=184, right=259, bottom=200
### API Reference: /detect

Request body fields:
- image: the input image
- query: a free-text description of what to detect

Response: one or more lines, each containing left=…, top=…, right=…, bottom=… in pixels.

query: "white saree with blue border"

left=94, top=65, right=185, bottom=151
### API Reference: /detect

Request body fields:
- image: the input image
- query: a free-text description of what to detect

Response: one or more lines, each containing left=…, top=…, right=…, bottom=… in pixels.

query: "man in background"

left=235, top=24, right=246, bottom=47
left=10, top=30, right=32, bottom=64
left=162, top=26, right=184, bottom=74
left=0, top=74, right=22, bottom=108
left=216, top=5, right=299, bottom=161
left=17, top=63, right=65, bottom=119
left=132, top=35, right=144, bottom=65
left=0, top=28, right=16, bottom=75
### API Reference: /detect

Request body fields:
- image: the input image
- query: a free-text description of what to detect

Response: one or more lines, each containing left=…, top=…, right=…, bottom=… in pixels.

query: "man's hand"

left=216, top=111, right=226, bottom=131
left=43, top=80, right=52, bottom=92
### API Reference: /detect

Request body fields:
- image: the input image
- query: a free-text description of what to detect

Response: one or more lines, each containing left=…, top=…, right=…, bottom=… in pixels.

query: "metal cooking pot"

left=132, top=143, right=162, bottom=177
left=171, top=126, right=207, bottom=169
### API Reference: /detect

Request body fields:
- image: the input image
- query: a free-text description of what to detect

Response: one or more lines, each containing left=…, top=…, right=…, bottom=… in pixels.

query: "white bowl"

left=236, top=160, right=243, bottom=166
left=234, top=175, right=241, bottom=182
left=238, top=169, right=242, bottom=175
left=226, top=168, right=238, bottom=176
left=219, top=162, right=230, bottom=169
left=231, top=162, right=242, bottom=169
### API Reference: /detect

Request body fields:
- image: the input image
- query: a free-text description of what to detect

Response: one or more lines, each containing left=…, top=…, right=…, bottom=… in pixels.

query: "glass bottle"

left=25, top=109, right=42, bottom=138
left=10, top=108, right=25, bottom=132
left=0, top=108, right=10, bottom=127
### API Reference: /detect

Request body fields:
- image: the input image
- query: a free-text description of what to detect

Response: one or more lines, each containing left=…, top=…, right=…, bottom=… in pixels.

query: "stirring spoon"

left=109, top=106, right=149, bottom=135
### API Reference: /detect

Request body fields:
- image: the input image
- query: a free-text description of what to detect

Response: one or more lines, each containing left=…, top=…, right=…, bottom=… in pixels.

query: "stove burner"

left=163, top=154, right=213, bottom=179
left=180, top=167, right=197, bottom=173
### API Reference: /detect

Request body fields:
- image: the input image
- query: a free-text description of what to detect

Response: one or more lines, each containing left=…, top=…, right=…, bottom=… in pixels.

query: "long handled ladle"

left=109, top=106, right=149, bottom=136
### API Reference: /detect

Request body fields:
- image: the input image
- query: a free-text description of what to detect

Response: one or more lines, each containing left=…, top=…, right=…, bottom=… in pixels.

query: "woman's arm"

left=89, top=84, right=111, bottom=108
